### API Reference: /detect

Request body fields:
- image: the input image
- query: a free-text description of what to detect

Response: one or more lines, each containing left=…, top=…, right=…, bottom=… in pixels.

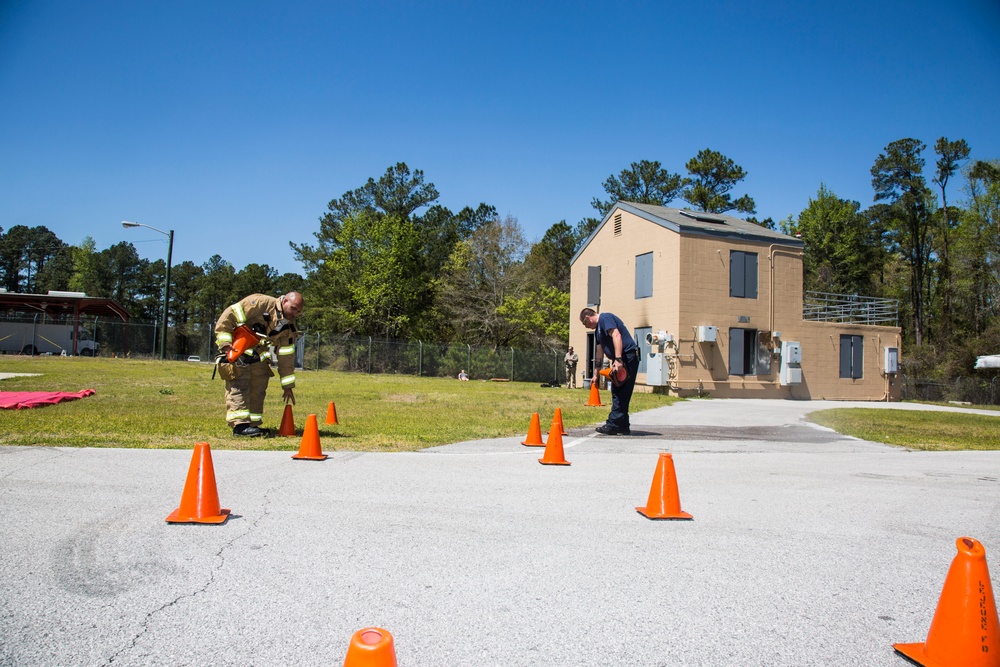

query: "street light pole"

left=122, top=221, right=174, bottom=360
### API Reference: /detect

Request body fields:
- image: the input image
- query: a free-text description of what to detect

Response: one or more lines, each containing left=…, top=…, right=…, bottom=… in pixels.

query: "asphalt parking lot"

left=1, top=398, right=998, bottom=666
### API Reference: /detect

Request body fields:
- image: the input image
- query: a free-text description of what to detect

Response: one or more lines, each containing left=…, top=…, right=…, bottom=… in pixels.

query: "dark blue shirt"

left=596, top=312, right=637, bottom=359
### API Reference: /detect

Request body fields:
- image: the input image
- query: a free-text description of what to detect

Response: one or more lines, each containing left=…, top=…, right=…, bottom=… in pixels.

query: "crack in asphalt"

left=104, top=482, right=279, bottom=666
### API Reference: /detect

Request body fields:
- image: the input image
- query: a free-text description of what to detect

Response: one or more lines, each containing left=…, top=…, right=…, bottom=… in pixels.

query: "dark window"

left=635, top=252, right=653, bottom=299
left=840, top=335, right=864, bottom=379
left=587, top=266, right=601, bottom=308
left=730, top=250, right=758, bottom=299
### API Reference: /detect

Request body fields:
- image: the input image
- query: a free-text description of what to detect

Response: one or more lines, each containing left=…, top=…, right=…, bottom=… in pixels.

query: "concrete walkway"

left=1, top=399, right=998, bottom=666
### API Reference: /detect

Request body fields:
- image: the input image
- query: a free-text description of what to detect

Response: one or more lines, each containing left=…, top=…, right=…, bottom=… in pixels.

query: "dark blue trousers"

left=607, top=351, right=640, bottom=430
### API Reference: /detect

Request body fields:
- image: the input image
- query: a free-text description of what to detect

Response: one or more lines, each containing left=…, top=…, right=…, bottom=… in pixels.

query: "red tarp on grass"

left=0, top=390, right=96, bottom=409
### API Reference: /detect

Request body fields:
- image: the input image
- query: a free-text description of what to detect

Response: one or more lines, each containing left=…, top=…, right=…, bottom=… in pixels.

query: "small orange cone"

left=326, top=401, right=339, bottom=425
left=635, top=452, right=692, bottom=520
left=539, top=413, right=570, bottom=465
left=894, top=537, right=999, bottom=666
left=343, top=627, right=397, bottom=667
left=292, top=413, right=328, bottom=461
left=551, top=407, right=568, bottom=436
left=278, top=404, right=296, bottom=436
left=521, top=412, right=544, bottom=447
left=166, top=442, right=231, bottom=524
left=586, top=380, right=603, bottom=407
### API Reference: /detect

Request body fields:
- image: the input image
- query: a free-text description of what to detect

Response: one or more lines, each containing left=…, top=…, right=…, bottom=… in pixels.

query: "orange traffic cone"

left=343, top=627, right=397, bottom=667
left=166, top=442, right=231, bottom=524
left=635, top=452, right=692, bottom=520
left=539, top=413, right=570, bottom=465
left=326, top=401, right=339, bottom=425
left=292, top=413, right=328, bottom=461
left=586, top=380, right=603, bottom=407
left=894, top=536, right=999, bottom=666
left=521, top=412, right=544, bottom=447
left=551, top=407, right=568, bottom=436
left=226, top=324, right=261, bottom=362
left=278, top=404, right=296, bottom=436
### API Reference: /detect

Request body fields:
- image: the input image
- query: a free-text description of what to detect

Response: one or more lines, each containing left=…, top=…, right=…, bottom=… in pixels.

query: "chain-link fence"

left=298, top=332, right=564, bottom=383
left=4, top=314, right=567, bottom=382
left=901, top=374, right=1000, bottom=405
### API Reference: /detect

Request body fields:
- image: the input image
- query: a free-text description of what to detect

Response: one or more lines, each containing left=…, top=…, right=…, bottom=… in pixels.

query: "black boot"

left=233, top=423, right=264, bottom=437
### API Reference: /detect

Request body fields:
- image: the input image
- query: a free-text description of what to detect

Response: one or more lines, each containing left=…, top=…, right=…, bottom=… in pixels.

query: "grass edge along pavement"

left=808, top=407, right=1000, bottom=451
left=0, top=356, right=679, bottom=451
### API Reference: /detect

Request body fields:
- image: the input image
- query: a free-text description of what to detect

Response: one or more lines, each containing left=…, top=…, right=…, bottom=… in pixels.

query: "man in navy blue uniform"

left=579, top=307, right=640, bottom=435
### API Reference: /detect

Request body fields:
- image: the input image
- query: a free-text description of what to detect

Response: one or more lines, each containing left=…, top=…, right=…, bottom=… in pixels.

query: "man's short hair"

left=579, top=307, right=597, bottom=322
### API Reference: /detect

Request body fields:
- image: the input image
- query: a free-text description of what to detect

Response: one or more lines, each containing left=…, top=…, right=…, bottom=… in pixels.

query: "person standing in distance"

left=579, top=307, right=640, bottom=435
left=215, top=292, right=303, bottom=437
left=564, top=345, right=579, bottom=388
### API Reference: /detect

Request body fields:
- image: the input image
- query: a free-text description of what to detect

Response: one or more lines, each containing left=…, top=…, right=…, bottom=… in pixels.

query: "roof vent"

left=679, top=210, right=726, bottom=223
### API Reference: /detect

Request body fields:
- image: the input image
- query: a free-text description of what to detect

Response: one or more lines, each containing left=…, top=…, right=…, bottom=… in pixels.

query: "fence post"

left=418, top=340, right=423, bottom=377
left=510, top=347, right=514, bottom=382
left=368, top=336, right=372, bottom=374
left=467, top=344, right=472, bottom=379
left=316, top=332, right=321, bottom=371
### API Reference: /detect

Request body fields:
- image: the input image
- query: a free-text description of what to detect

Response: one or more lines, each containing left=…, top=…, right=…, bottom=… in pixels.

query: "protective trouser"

left=224, top=361, right=274, bottom=427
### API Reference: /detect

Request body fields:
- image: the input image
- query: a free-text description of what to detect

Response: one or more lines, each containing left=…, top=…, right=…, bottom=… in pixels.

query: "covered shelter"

left=0, top=290, right=131, bottom=355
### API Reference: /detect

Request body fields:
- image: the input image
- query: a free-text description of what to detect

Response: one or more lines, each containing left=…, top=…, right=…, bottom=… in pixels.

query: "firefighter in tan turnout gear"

left=215, top=292, right=303, bottom=437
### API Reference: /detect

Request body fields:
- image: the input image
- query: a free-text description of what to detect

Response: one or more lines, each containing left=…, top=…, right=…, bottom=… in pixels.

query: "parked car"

left=187, top=355, right=201, bottom=362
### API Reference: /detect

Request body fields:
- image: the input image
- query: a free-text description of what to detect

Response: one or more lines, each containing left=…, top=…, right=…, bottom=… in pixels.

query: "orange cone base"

left=892, top=643, right=946, bottom=667
left=635, top=506, right=693, bottom=520
left=539, top=459, right=571, bottom=466
left=522, top=442, right=545, bottom=448
left=166, top=507, right=231, bottom=524
left=292, top=452, right=328, bottom=461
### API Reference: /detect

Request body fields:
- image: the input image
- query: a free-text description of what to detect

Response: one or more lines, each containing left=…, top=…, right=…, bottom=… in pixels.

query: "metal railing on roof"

left=802, top=291, right=898, bottom=326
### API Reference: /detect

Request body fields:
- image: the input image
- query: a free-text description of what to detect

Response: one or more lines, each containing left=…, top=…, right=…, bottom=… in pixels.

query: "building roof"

left=572, top=202, right=804, bottom=264
left=0, top=291, right=131, bottom=322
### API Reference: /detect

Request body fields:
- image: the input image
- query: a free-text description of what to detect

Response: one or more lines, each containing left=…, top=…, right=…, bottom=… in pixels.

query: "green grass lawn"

left=0, top=356, right=679, bottom=451
left=808, top=407, right=1000, bottom=451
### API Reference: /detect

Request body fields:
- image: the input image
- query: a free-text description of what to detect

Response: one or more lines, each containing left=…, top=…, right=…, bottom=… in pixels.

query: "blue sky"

left=1, top=0, right=998, bottom=276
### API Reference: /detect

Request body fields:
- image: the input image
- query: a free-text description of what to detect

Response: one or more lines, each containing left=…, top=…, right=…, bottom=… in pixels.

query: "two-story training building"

left=569, top=202, right=902, bottom=401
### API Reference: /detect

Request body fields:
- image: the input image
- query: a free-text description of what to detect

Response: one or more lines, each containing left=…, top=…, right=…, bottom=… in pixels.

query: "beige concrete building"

left=570, top=202, right=902, bottom=400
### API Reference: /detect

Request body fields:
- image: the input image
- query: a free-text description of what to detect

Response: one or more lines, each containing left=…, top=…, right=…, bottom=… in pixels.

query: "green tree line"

left=2, top=142, right=998, bottom=384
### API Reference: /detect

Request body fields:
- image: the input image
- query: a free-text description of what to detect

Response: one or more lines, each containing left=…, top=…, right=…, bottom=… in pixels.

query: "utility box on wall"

left=646, top=352, right=669, bottom=386
left=780, top=341, right=803, bottom=385
left=884, top=347, right=899, bottom=374
left=696, top=325, right=717, bottom=343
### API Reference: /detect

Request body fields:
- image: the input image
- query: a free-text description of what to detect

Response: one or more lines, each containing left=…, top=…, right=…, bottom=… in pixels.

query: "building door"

left=586, top=332, right=596, bottom=383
